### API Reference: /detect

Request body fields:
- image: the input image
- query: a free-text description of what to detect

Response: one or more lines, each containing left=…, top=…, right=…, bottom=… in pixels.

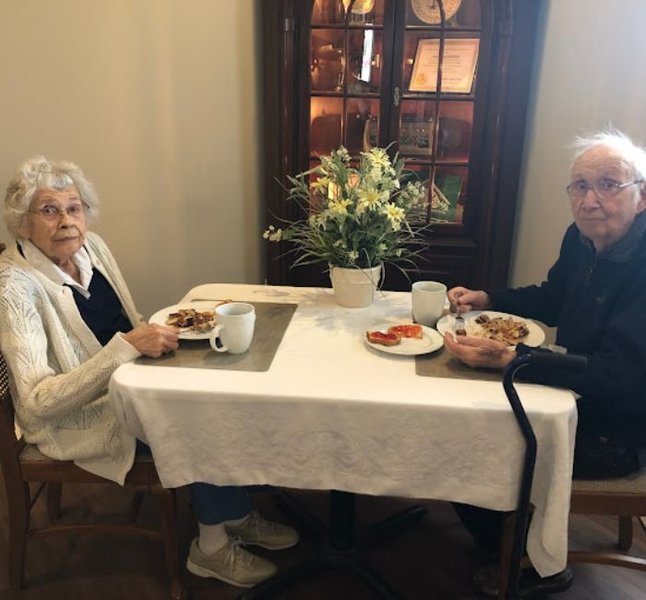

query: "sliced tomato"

left=387, top=324, right=423, bottom=339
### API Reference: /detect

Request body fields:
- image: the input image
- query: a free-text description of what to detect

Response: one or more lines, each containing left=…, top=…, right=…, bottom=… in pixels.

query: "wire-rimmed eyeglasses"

left=566, top=178, right=644, bottom=201
left=28, top=203, right=87, bottom=221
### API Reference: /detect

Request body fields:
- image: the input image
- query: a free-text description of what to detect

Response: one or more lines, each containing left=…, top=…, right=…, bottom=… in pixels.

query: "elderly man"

left=444, top=130, right=646, bottom=597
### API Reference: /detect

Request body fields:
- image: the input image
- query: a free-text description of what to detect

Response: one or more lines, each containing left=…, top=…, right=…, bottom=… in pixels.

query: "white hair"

left=3, top=156, right=99, bottom=238
left=570, top=129, right=646, bottom=181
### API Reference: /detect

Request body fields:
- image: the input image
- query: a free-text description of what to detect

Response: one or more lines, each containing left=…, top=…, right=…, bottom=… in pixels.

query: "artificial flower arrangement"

left=263, top=146, right=428, bottom=274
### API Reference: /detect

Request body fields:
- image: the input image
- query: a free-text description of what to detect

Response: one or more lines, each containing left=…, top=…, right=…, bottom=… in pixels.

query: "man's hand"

left=447, top=286, right=492, bottom=314
left=123, top=324, right=180, bottom=358
left=444, top=332, right=516, bottom=370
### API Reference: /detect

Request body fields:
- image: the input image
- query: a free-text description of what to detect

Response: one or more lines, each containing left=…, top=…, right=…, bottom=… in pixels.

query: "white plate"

left=149, top=301, right=218, bottom=340
left=435, top=310, right=545, bottom=347
left=364, top=324, right=444, bottom=356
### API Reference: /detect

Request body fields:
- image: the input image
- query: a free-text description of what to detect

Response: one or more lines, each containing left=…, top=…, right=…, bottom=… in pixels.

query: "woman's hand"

left=123, top=324, right=180, bottom=358
left=447, top=286, right=492, bottom=314
left=443, top=332, right=516, bottom=370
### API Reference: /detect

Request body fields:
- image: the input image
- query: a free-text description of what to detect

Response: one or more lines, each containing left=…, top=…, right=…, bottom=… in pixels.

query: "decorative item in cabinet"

left=406, top=0, right=481, bottom=27
left=409, top=0, right=463, bottom=24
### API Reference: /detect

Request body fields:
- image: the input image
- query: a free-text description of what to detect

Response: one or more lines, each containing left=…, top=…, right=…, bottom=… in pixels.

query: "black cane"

left=502, top=351, right=587, bottom=599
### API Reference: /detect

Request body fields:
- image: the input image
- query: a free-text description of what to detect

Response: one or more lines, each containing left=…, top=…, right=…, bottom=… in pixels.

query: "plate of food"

left=364, top=323, right=444, bottom=356
left=148, top=301, right=220, bottom=340
left=435, top=311, right=545, bottom=347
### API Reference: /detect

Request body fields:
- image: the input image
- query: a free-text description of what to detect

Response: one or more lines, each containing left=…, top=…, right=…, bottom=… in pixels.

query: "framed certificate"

left=409, top=38, right=479, bottom=93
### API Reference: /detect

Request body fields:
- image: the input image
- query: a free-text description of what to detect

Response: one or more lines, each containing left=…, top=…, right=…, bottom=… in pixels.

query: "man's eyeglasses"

left=566, top=178, right=644, bottom=201
left=29, top=203, right=87, bottom=221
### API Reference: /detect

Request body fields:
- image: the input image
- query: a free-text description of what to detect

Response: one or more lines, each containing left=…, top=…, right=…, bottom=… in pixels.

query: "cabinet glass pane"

left=345, top=98, right=380, bottom=154
left=404, top=163, right=467, bottom=225
left=312, top=0, right=385, bottom=27
left=398, top=100, right=435, bottom=157
left=398, top=100, right=473, bottom=162
left=346, top=30, right=383, bottom=94
left=310, top=97, right=343, bottom=156
left=405, top=0, right=481, bottom=28
left=437, top=101, right=473, bottom=162
left=432, top=166, right=467, bottom=223
left=311, top=30, right=345, bottom=92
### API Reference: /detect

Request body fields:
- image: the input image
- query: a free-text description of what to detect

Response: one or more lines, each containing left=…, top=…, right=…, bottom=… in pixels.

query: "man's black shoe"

left=474, top=564, right=574, bottom=598
left=518, top=567, right=573, bottom=598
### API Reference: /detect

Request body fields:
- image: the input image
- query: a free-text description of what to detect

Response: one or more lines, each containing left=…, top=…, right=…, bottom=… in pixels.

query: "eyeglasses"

left=29, top=203, right=87, bottom=221
left=566, top=178, right=644, bottom=201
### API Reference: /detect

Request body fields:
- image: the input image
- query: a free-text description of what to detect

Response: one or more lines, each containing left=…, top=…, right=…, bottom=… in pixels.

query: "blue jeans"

left=136, top=440, right=251, bottom=525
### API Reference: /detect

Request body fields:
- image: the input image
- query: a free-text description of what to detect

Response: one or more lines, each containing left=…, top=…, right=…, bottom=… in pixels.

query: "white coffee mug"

left=411, top=281, right=447, bottom=327
left=209, top=302, right=256, bottom=354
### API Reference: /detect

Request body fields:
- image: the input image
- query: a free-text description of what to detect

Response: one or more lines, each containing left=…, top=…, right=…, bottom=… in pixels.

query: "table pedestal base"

left=238, top=490, right=427, bottom=600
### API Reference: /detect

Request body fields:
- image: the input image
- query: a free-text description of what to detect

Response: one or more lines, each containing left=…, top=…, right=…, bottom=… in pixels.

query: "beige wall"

left=0, top=0, right=262, bottom=317
left=511, top=0, right=646, bottom=287
left=1, top=0, right=645, bottom=316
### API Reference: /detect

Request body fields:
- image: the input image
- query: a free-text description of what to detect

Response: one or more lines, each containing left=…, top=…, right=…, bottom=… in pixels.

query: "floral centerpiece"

left=263, top=146, right=428, bottom=306
left=264, top=146, right=427, bottom=269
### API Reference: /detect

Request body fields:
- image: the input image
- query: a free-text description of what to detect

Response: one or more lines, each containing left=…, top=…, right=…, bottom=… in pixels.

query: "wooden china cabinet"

left=261, top=0, right=542, bottom=290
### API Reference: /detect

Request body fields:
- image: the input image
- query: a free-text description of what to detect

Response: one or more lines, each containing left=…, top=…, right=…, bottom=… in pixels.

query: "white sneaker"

left=186, top=537, right=277, bottom=588
left=226, top=510, right=300, bottom=550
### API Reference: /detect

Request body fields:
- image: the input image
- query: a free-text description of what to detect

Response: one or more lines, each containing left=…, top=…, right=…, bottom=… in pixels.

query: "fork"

left=452, top=301, right=466, bottom=336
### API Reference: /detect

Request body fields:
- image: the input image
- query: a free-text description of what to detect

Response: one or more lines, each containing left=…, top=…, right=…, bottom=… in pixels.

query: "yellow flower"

left=356, top=187, right=386, bottom=215
left=382, top=203, right=405, bottom=230
left=327, top=198, right=352, bottom=217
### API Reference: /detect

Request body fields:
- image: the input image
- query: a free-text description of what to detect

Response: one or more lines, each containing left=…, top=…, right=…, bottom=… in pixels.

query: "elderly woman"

left=0, top=156, right=297, bottom=589
left=444, top=129, right=646, bottom=597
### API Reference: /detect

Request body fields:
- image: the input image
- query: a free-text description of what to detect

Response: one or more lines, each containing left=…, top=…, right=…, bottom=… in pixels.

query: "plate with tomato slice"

left=364, top=323, right=444, bottom=356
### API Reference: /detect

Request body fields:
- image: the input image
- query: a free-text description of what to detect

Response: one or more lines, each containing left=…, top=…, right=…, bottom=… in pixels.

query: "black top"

left=68, top=268, right=133, bottom=346
left=487, top=215, right=646, bottom=444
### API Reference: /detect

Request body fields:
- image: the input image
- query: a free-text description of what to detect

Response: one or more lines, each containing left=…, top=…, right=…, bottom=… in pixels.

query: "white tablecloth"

left=109, top=283, right=577, bottom=577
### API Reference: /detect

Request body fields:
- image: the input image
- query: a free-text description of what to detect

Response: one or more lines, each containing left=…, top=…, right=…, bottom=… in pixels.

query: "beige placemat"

left=137, top=302, right=297, bottom=372
left=415, top=348, right=502, bottom=381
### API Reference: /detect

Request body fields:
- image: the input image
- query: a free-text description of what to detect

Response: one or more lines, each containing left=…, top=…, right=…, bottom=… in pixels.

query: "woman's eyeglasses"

left=566, top=178, right=643, bottom=201
left=29, top=203, right=87, bottom=221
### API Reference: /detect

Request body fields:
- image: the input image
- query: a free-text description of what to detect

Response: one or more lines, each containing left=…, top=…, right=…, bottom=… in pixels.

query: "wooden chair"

left=0, top=352, right=185, bottom=599
left=569, top=471, right=646, bottom=569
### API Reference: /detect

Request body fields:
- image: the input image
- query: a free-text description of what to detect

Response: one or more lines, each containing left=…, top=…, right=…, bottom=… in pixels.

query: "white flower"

left=347, top=250, right=359, bottom=262
left=262, top=225, right=283, bottom=241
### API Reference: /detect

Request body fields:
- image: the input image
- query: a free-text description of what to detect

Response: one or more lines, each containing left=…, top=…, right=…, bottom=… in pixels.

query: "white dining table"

left=108, top=283, right=577, bottom=578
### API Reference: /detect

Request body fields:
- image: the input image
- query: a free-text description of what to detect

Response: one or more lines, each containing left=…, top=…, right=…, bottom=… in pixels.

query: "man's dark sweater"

left=487, top=214, right=646, bottom=446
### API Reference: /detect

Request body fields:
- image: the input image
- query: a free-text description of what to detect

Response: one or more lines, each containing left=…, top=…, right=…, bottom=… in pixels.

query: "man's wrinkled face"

left=569, top=145, right=646, bottom=251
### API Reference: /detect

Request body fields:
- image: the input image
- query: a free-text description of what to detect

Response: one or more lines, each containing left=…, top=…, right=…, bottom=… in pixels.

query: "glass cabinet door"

left=396, top=0, right=481, bottom=225
left=309, top=0, right=482, bottom=226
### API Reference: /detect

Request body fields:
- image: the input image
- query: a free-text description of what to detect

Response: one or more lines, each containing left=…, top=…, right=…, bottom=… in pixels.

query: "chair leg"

left=153, top=487, right=185, bottom=600
left=129, top=488, right=146, bottom=523
left=46, top=483, right=63, bottom=521
left=617, top=515, right=633, bottom=552
left=7, top=481, right=30, bottom=589
left=498, top=512, right=516, bottom=600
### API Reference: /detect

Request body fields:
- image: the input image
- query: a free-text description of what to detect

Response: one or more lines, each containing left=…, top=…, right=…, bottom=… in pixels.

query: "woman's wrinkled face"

left=20, top=186, right=87, bottom=266
left=570, top=145, right=646, bottom=252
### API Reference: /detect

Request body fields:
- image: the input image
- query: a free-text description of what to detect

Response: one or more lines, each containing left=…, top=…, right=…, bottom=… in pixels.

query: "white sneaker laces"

left=225, top=538, right=254, bottom=569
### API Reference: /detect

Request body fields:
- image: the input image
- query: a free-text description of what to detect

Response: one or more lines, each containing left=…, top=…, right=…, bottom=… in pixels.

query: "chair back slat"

left=0, top=352, right=24, bottom=491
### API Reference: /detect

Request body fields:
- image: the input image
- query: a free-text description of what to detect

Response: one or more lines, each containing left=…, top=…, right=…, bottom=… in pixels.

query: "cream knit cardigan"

left=0, top=232, right=143, bottom=484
